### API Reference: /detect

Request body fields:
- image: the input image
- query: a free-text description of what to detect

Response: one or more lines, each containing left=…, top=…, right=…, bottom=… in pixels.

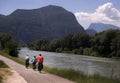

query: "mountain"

left=0, top=5, right=85, bottom=43
left=0, top=14, right=5, bottom=21
left=88, top=23, right=120, bottom=32
left=0, top=14, right=5, bottom=18
left=86, top=29, right=97, bottom=36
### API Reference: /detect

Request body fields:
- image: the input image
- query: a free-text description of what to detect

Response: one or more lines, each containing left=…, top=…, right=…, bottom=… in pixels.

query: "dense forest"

left=28, top=29, right=120, bottom=58
left=0, top=34, right=18, bottom=57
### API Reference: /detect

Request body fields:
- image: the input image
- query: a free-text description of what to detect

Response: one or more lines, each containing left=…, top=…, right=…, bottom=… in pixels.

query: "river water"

left=19, top=47, right=120, bottom=78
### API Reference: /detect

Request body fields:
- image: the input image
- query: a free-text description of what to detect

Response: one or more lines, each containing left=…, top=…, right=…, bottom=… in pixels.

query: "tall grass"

left=43, top=66, right=120, bottom=83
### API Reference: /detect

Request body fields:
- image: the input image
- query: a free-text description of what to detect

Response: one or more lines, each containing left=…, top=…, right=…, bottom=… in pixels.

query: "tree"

left=0, top=34, right=12, bottom=49
left=72, top=33, right=91, bottom=49
left=49, top=39, right=62, bottom=51
left=6, top=41, right=18, bottom=57
left=0, top=34, right=19, bottom=57
left=30, top=39, right=49, bottom=51
left=91, top=29, right=120, bottom=57
left=62, top=34, right=73, bottom=51
left=110, top=31, right=120, bottom=57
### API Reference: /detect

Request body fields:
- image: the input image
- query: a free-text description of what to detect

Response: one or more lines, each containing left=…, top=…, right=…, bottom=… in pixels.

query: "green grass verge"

left=0, top=50, right=120, bottom=83
left=0, top=50, right=25, bottom=65
left=0, top=60, right=9, bottom=83
left=43, top=66, right=120, bottom=83
left=0, top=76, right=2, bottom=83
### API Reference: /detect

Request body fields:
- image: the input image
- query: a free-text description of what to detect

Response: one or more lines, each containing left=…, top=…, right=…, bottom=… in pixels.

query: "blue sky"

left=0, top=0, right=120, bottom=29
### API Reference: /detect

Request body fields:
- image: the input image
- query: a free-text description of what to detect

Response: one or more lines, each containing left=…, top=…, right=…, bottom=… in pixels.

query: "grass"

left=0, top=60, right=10, bottom=83
left=43, top=66, right=86, bottom=82
left=0, top=60, right=9, bottom=68
left=0, top=50, right=25, bottom=65
left=0, top=76, right=2, bottom=83
left=0, top=68, right=12, bottom=83
left=43, top=66, right=120, bottom=83
left=0, top=50, right=120, bottom=83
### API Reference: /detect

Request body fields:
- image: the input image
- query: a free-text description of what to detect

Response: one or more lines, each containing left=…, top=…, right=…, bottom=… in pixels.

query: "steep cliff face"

left=0, top=5, right=85, bottom=43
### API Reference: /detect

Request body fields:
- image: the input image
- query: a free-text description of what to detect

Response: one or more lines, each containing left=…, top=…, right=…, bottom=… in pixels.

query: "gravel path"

left=0, top=55, right=75, bottom=83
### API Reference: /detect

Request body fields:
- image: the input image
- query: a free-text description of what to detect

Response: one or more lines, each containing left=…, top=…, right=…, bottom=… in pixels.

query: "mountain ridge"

left=88, top=23, right=120, bottom=32
left=0, top=5, right=85, bottom=43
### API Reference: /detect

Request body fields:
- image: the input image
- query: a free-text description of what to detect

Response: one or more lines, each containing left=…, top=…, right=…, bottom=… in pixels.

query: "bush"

left=9, top=49, right=18, bottom=57
left=83, top=48, right=92, bottom=56
left=6, top=41, right=18, bottom=57
left=63, top=48, right=70, bottom=51
left=56, top=48, right=62, bottom=52
left=90, top=51, right=98, bottom=57
left=79, top=47, right=83, bottom=55
left=72, top=49, right=79, bottom=54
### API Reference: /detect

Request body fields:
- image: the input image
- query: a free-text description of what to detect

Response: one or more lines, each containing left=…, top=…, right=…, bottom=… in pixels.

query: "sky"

left=0, top=0, right=120, bottom=29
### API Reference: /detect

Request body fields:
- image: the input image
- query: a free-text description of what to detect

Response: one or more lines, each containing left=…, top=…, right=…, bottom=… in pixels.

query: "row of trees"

left=28, top=29, right=120, bottom=58
left=0, top=34, right=18, bottom=57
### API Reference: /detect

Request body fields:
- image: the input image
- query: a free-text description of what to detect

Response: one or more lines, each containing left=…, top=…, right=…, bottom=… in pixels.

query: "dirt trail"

left=0, top=55, right=75, bottom=83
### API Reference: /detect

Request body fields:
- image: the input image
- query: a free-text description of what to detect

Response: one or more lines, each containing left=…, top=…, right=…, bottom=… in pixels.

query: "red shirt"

left=37, top=55, right=43, bottom=64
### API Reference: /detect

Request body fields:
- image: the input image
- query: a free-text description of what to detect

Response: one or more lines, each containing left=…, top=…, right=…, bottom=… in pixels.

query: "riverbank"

left=19, top=48, right=120, bottom=78
left=0, top=51, right=120, bottom=83
left=43, top=66, right=120, bottom=83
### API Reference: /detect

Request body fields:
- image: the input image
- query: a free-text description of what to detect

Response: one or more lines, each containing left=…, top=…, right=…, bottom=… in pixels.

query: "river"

left=19, top=47, right=120, bottom=78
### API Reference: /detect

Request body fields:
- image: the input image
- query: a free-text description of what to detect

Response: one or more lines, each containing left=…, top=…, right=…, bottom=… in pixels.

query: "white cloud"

left=74, top=2, right=120, bottom=29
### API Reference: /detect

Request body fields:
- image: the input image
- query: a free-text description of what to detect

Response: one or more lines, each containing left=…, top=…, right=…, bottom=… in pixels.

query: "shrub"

left=83, top=48, right=92, bottom=56
left=56, top=48, right=62, bottom=52
left=72, top=49, right=79, bottom=54
left=6, top=41, right=18, bottom=57
left=63, top=48, right=70, bottom=51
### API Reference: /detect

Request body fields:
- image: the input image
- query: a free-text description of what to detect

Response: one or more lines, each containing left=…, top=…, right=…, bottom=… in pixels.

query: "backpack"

left=33, top=59, right=37, bottom=64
